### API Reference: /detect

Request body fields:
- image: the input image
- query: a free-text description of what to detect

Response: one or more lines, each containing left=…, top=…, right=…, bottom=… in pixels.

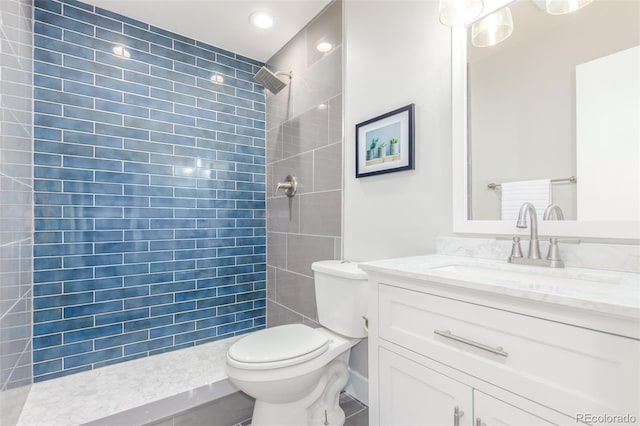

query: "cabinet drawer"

left=378, top=284, right=640, bottom=420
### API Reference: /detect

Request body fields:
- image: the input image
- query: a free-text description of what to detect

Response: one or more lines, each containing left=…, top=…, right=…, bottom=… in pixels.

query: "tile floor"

left=233, top=392, right=368, bottom=426
left=341, top=392, right=369, bottom=426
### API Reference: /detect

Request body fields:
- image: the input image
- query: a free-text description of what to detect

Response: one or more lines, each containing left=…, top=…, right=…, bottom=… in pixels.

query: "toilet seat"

left=227, top=324, right=330, bottom=370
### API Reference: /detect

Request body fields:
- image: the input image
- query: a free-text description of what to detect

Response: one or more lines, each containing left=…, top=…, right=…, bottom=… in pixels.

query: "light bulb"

left=250, top=12, right=273, bottom=29
left=471, top=6, right=513, bottom=47
left=316, top=42, right=333, bottom=53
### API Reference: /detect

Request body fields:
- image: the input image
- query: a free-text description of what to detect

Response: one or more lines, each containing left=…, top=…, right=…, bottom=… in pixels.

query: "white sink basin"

left=430, top=264, right=617, bottom=288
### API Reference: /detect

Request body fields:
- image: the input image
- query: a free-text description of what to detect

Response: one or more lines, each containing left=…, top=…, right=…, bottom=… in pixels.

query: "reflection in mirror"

left=467, top=0, right=639, bottom=223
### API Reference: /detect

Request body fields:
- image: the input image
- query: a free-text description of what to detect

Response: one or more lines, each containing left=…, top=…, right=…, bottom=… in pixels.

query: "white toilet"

left=225, top=260, right=368, bottom=426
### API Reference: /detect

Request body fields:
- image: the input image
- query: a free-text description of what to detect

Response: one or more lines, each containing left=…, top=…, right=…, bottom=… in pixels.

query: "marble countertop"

left=359, top=254, right=640, bottom=321
left=17, top=336, right=240, bottom=426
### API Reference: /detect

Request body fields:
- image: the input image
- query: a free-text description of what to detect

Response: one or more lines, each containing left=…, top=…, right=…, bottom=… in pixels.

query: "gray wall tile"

left=267, top=266, right=276, bottom=300
left=329, top=94, right=343, bottom=144
left=267, top=32, right=308, bottom=93
left=282, top=106, right=329, bottom=159
left=334, top=237, right=343, bottom=260
left=265, top=2, right=342, bottom=328
left=267, top=197, right=299, bottom=233
left=302, top=317, right=321, bottom=329
left=266, top=232, right=287, bottom=270
left=294, top=47, right=342, bottom=116
left=286, top=234, right=336, bottom=277
left=265, top=85, right=293, bottom=129
left=306, top=1, right=342, bottom=68
left=267, top=299, right=303, bottom=327
left=272, top=152, right=314, bottom=197
left=275, top=269, right=317, bottom=320
left=314, top=143, right=343, bottom=192
left=266, top=126, right=284, bottom=164
left=299, top=191, right=342, bottom=237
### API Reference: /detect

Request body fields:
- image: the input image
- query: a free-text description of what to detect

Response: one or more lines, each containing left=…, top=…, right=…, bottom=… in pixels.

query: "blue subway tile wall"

left=33, top=0, right=266, bottom=382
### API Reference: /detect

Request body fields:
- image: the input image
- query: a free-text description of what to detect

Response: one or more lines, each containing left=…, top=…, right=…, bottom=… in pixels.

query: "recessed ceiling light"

left=112, top=45, right=131, bottom=58
left=316, top=42, right=332, bottom=53
left=250, top=11, right=273, bottom=29
left=211, top=74, right=224, bottom=84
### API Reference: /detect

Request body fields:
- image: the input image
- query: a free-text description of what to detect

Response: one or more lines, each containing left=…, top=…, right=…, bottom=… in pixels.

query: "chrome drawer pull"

left=434, top=329, right=509, bottom=357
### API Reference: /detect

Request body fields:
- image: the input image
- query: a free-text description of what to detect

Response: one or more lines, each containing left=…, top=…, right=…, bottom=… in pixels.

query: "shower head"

left=253, top=66, right=290, bottom=94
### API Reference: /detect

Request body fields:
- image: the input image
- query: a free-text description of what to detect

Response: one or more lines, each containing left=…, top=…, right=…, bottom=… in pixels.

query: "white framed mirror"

left=452, top=0, right=640, bottom=240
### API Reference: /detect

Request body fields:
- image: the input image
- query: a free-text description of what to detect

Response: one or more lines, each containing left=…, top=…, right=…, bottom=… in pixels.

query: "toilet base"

left=249, top=352, right=350, bottom=426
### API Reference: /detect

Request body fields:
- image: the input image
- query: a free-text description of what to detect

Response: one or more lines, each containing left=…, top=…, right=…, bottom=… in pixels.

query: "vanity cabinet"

left=379, top=348, right=558, bottom=426
left=365, top=270, right=640, bottom=426
left=474, top=391, right=556, bottom=426
left=379, top=348, right=472, bottom=426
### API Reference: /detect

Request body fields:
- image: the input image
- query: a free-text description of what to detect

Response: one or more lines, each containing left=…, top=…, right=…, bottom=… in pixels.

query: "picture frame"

left=355, top=104, right=415, bottom=178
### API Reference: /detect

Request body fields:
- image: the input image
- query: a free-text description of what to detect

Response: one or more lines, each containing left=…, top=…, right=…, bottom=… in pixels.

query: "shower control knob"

left=275, top=175, right=298, bottom=197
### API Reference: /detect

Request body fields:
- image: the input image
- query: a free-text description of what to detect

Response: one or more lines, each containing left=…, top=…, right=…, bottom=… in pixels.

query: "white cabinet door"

left=474, top=391, right=558, bottom=426
left=379, top=348, right=473, bottom=426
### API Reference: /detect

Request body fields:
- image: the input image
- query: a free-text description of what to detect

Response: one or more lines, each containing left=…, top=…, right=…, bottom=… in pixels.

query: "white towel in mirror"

left=501, top=179, right=551, bottom=222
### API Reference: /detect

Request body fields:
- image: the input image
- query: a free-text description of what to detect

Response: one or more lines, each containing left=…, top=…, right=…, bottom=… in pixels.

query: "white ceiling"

left=82, top=0, right=332, bottom=62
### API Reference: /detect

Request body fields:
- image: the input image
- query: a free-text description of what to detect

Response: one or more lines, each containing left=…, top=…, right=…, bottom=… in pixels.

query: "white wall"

left=576, top=46, right=640, bottom=222
left=343, top=0, right=453, bottom=262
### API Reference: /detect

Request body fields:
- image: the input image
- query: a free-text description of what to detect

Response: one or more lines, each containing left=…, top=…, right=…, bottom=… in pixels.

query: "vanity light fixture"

left=545, top=0, right=594, bottom=15
left=471, top=6, right=514, bottom=47
left=438, top=0, right=484, bottom=27
left=112, top=45, right=131, bottom=58
left=250, top=11, right=273, bottom=29
left=316, top=41, right=333, bottom=53
left=210, top=74, right=224, bottom=84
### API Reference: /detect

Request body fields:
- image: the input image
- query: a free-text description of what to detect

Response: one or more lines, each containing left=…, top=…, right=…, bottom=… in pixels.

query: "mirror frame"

left=451, top=0, right=640, bottom=240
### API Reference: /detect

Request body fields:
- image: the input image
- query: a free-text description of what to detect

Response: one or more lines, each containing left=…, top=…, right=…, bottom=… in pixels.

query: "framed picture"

left=355, top=104, right=415, bottom=178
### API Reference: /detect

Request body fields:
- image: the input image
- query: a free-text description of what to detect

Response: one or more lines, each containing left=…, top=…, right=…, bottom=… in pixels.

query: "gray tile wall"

left=265, top=0, right=343, bottom=326
left=0, top=0, right=34, bottom=423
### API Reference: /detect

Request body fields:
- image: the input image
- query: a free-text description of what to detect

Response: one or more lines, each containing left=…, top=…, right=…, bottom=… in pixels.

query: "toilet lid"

left=227, top=324, right=329, bottom=367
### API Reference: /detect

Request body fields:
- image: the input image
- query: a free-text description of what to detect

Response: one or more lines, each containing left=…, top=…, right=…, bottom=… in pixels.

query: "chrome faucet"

left=516, top=202, right=541, bottom=259
left=543, top=204, right=565, bottom=220
left=508, top=202, right=565, bottom=268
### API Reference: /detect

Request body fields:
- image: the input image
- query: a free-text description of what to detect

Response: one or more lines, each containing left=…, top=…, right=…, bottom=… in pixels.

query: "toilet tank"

left=311, top=260, right=369, bottom=338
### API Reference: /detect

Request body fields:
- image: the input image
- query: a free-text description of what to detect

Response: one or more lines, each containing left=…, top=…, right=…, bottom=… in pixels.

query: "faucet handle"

left=546, top=237, right=561, bottom=261
left=510, top=236, right=523, bottom=259
left=546, top=238, right=565, bottom=267
left=275, top=175, right=298, bottom=198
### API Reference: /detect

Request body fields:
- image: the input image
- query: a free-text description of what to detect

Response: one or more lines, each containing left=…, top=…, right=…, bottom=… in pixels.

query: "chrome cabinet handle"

left=454, top=406, right=464, bottom=426
left=434, top=329, right=509, bottom=357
